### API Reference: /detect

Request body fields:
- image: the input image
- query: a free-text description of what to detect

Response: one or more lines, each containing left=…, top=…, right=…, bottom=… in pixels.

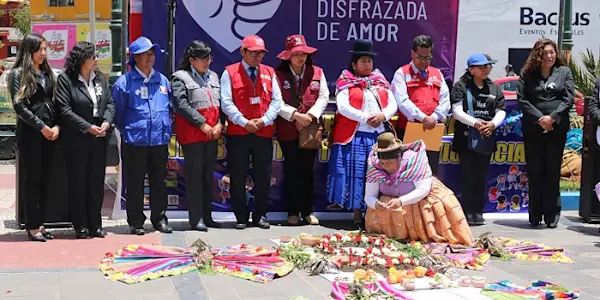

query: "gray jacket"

left=170, top=69, right=221, bottom=126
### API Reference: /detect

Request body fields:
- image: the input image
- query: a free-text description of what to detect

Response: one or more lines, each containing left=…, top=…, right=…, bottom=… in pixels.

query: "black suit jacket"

left=516, top=65, right=575, bottom=135
left=55, top=71, right=115, bottom=144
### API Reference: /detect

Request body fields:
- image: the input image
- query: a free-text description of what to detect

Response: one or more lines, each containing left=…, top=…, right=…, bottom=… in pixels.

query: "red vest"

left=175, top=107, right=219, bottom=145
left=225, top=63, right=275, bottom=138
left=397, top=64, right=443, bottom=129
left=275, top=65, right=322, bottom=141
left=332, top=86, right=389, bottom=145
left=173, top=71, right=220, bottom=145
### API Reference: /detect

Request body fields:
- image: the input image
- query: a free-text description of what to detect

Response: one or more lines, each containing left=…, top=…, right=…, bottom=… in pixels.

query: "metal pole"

left=89, top=0, right=96, bottom=47
left=109, top=0, right=123, bottom=86
left=166, top=0, right=175, bottom=77
left=121, top=0, right=128, bottom=73
left=166, top=0, right=176, bottom=77
left=557, top=0, right=565, bottom=52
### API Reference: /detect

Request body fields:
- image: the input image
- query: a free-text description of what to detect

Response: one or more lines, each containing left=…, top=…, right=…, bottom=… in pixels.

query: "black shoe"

left=193, top=219, right=208, bottom=232
left=235, top=223, right=247, bottom=230
left=204, top=218, right=221, bottom=228
left=466, top=214, right=475, bottom=226
left=75, top=228, right=89, bottom=239
left=253, top=217, right=270, bottom=229
left=153, top=221, right=173, bottom=234
left=40, top=230, right=54, bottom=240
left=27, top=230, right=47, bottom=242
left=529, top=221, right=541, bottom=228
left=546, top=222, right=558, bottom=229
left=90, top=228, right=106, bottom=238
left=130, top=227, right=145, bottom=235
left=473, top=214, right=486, bottom=226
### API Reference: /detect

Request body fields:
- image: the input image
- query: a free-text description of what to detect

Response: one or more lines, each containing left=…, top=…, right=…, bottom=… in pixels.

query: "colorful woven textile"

left=366, top=140, right=432, bottom=185
left=494, top=237, right=573, bottom=264
left=426, top=243, right=490, bottom=270
left=335, top=68, right=390, bottom=93
left=100, top=245, right=197, bottom=284
left=482, top=280, right=579, bottom=299
left=212, top=244, right=294, bottom=283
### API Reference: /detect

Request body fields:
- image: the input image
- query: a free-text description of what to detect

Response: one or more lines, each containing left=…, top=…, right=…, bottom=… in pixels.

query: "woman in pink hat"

left=275, top=34, right=329, bottom=226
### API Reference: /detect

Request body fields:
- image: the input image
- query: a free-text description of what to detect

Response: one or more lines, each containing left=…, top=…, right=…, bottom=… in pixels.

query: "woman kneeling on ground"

left=363, top=132, right=473, bottom=246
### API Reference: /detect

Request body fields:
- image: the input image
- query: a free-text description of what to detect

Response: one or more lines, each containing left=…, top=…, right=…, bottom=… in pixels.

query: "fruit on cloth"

left=354, top=269, right=367, bottom=280
left=425, top=267, right=436, bottom=277
left=387, top=274, right=399, bottom=284
left=388, top=267, right=397, bottom=275
left=414, top=266, right=426, bottom=278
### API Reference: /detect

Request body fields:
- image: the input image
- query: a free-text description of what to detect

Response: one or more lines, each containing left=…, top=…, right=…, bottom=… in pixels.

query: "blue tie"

left=420, top=71, right=427, bottom=79
left=249, top=67, right=257, bottom=82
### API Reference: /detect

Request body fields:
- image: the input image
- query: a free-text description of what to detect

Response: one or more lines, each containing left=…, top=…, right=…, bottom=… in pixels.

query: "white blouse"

left=364, top=177, right=433, bottom=209
left=336, top=87, right=397, bottom=133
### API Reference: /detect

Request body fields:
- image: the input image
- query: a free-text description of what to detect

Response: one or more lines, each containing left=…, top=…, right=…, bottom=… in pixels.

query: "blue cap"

left=127, top=36, right=165, bottom=66
left=467, top=53, right=494, bottom=67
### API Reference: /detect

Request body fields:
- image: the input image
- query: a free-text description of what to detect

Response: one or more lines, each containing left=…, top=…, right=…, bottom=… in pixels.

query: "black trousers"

left=122, top=143, right=168, bottom=228
left=395, top=128, right=440, bottom=175
left=280, top=139, right=317, bottom=217
left=63, top=134, right=107, bottom=230
left=17, top=123, right=54, bottom=230
left=181, top=140, right=217, bottom=226
left=458, top=149, right=492, bottom=214
left=226, top=134, right=272, bottom=223
left=524, top=130, right=566, bottom=224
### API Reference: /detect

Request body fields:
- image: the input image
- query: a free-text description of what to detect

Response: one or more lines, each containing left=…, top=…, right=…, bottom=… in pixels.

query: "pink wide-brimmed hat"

left=276, top=34, right=317, bottom=60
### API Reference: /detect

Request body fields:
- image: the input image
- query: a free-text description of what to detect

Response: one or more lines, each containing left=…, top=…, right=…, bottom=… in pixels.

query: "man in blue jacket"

left=113, top=36, right=173, bottom=235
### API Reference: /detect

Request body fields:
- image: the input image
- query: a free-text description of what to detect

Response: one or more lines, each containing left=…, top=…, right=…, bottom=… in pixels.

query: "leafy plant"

left=568, top=48, right=600, bottom=96
left=11, top=6, right=31, bottom=38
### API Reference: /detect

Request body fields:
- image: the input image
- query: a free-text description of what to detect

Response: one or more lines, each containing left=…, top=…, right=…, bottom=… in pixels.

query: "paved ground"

left=1, top=163, right=600, bottom=300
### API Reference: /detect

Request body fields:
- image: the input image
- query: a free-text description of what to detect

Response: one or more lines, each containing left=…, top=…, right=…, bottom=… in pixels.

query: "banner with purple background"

left=115, top=101, right=527, bottom=216
left=142, top=0, right=460, bottom=89
left=115, top=0, right=526, bottom=218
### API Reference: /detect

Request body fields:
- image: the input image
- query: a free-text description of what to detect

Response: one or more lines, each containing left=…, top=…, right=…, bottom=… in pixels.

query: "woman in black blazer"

left=9, top=33, right=59, bottom=242
left=55, top=41, right=115, bottom=238
left=517, top=38, right=575, bottom=229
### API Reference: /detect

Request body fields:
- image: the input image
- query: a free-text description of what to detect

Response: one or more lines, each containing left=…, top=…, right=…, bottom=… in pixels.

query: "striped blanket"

left=366, top=140, right=431, bottom=185
left=335, top=68, right=390, bottom=94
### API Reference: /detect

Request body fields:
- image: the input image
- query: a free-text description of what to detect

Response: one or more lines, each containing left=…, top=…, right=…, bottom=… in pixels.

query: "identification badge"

left=250, top=96, right=261, bottom=105
left=140, top=86, right=149, bottom=99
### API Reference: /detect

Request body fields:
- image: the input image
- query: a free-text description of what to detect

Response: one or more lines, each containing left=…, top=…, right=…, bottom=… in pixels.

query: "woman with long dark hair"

left=275, top=34, right=329, bottom=226
left=451, top=53, right=506, bottom=226
left=9, top=33, right=58, bottom=242
left=517, top=38, right=574, bottom=228
left=55, top=41, right=115, bottom=238
left=171, top=40, right=222, bottom=231
left=326, top=39, right=397, bottom=226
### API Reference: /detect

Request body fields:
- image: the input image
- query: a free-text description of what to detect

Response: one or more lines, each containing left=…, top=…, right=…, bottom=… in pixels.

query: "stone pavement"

left=1, top=163, right=600, bottom=299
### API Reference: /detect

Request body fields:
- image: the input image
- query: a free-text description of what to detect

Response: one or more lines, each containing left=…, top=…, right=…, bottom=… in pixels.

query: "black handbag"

left=466, top=88, right=496, bottom=155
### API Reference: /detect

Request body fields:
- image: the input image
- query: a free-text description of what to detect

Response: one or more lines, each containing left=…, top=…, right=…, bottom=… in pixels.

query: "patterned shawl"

left=335, top=68, right=390, bottom=94
left=366, top=140, right=432, bottom=185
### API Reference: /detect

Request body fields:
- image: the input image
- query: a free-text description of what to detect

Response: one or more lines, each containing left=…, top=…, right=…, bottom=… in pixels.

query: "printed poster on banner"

left=31, top=24, right=76, bottom=69
left=455, top=0, right=600, bottom=80
left=438, top=100, right=528, bottom=213
left=143, top=0, right=460, bottom=87
left=117, top=105, right=526, bottom=214
left=76, top=23, right=112, bottom=73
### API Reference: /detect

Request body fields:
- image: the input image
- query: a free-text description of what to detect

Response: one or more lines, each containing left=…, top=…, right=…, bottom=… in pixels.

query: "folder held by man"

left=403, top=122, right=445, bottom=152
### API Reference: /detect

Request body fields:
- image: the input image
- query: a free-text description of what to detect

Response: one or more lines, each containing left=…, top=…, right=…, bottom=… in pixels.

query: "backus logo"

left=182, top=0, right=283, bottom=53
left=519, top=7, right=590, bottom=26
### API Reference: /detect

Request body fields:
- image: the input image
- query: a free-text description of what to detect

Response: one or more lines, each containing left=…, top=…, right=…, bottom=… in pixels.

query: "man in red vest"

left=220, top=35, right=282, bottom=230
left=392, top=35, right=450, bottom=175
